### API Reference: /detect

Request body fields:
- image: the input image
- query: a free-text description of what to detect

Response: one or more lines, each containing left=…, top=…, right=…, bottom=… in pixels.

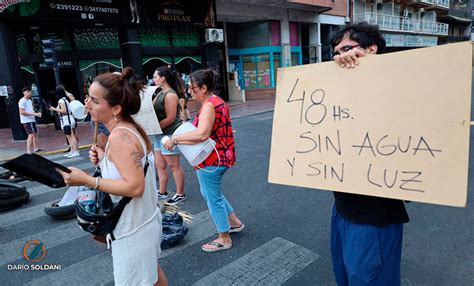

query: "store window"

left=80, top=60, right=122, bottom=95
left=242, top=53, right=271, bottom=90
left=273, top=53, right=281, bottom=85
left=143, top=57, right=172, bottom=82
left=291, top=53, right=300, bottom=66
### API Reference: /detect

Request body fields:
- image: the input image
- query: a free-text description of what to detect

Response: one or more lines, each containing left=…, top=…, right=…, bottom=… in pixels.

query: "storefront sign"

left=0, top=0, right=121, bottom=23
left=126, top=0, right=215, bottom=27
left=39, top=61, right=73, bottom=68
left=1, top=0, right=215, bottom=26
left=158, top=8, right=191, bottom=23
left=269, top=42, right=472, bottom=207
left=384, top=33, right=438, bottom=47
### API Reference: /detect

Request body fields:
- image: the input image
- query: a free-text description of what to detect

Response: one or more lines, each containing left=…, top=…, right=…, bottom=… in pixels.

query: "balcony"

left=354, top=13, right=449, bottom=36
left=435, top=0, right=450, bottom=9
left=405, top=0, right=436, bottom=7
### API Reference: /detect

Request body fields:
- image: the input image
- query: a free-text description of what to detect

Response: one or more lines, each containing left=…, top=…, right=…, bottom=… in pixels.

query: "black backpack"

left=75, top=160, right=149, bottom=242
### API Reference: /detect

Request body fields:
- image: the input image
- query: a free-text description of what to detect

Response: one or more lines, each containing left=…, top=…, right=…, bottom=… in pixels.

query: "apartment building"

left=216, top=0, right=348, bottom=101
left=353, top=0, right=450, bottom=51
left=438, top=0, right=472, bottom=43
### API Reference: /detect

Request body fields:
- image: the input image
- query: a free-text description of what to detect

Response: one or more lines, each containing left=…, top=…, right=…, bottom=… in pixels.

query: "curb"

left=232, top=108, right=274, bottom=120
left=41, top=144, right=93, bottom=156
left=0, top=144, right=93, bottom=163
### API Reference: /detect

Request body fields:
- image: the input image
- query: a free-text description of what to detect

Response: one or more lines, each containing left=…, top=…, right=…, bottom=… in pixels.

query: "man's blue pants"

left=331, top=206, right=403, bottom=286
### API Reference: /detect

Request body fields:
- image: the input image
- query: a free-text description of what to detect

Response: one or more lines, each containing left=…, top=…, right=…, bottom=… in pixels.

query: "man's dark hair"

left=330, top=22, right=386, bottom=54
left=22, top=86, right=31, bottom=93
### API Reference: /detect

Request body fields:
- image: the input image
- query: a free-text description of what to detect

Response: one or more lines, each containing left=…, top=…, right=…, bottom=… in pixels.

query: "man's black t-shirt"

left=333, top=192, right=409, bottom=227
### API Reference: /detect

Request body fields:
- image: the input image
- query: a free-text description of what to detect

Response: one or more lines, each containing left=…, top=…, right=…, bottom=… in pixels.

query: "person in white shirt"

left=49, top=86, right=80, bottom=158
left=18, top=86, right=42, bottom=154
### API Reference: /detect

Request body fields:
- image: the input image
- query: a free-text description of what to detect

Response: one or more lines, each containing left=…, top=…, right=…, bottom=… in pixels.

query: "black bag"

left=75, top=160, right=149, bottom=241
left=161, top=213, right=189, bottom=249
left=63, top=125, right=71, bottom=135
left=62, top=97, right=73, bottom=135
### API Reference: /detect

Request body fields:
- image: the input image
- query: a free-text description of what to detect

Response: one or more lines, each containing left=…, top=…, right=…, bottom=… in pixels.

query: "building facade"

left=438, top=0, right=472, bottom=43
left=353, top=0, right=451, bottom=51
left=0, top=0, right=218, bottom=139
left=216, top=0, right=348, bottom=101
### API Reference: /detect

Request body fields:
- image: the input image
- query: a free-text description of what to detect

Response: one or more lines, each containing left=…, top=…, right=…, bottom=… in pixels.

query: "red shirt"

left=193, top=96, right=236, bottom=168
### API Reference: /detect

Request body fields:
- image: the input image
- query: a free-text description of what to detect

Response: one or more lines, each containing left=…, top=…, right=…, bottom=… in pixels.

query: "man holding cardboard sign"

left=270, top=20, right=471, bottom=284
left=331, top=23, right=409, bottom=286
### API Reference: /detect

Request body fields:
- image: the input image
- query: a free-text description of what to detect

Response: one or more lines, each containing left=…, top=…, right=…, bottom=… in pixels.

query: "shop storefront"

left=229, top=46, right=302, bottom=90
left=0, top=0, right=217, bottom=139
left=225, top=21, right=302, bottom=92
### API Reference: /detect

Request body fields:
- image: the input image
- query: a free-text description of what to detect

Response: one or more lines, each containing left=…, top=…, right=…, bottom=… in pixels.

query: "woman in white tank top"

left=57, top=68, right=168, bottom=286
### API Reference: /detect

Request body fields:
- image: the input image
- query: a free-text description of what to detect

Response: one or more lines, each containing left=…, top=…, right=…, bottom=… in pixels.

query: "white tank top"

left=99, top=126, right=160, bottom=239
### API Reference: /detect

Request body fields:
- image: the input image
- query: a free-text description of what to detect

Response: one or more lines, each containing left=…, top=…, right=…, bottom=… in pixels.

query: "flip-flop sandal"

left=201, top=241, right=232, bottom=253
left=229, top=224, right=245, bottom=233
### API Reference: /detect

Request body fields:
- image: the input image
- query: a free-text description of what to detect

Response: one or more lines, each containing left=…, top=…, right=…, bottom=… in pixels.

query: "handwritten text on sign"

left=268, top=42, right=472, bottom=207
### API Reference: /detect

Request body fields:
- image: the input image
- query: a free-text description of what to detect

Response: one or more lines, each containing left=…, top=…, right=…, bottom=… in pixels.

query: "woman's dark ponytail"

left=93, top=67, right=151, bottom=152
left=155, top=66, right=185, bottom=99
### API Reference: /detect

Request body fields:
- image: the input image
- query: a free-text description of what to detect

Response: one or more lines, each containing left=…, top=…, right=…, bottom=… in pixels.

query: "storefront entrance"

left=36, top=67, right=80, bottom=124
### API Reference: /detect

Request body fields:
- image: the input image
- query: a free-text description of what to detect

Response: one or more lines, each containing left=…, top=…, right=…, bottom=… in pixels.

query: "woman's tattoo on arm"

left=119, top=130, right=133, bottom=144
left=131, top=150, right=143, bottom=169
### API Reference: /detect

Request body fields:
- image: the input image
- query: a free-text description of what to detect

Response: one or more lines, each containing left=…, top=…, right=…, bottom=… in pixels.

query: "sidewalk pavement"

left=0, top=98, right=275, bottom=162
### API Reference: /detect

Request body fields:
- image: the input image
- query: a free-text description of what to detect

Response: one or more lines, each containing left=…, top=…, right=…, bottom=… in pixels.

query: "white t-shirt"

left=18, top=97, right=35, bottom=123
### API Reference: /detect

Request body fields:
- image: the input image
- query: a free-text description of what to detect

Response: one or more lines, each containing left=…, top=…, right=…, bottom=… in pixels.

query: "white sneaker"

left=64, top=152, right=72, bottom=157
left=66, top=151, right=80, bottom=158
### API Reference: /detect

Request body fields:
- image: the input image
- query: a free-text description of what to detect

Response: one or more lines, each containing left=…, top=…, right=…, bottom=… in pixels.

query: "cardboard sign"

left=132, top=86, right=162, bottom=135
left=269, top=42, right=472, bottom=207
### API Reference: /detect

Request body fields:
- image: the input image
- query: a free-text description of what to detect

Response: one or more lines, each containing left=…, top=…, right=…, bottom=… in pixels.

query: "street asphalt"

left=1, top=108, right=473, bottom=285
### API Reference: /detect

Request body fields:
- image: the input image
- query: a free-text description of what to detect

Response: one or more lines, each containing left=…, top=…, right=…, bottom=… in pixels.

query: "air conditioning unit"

left=205, top=28, right=224, bottom=43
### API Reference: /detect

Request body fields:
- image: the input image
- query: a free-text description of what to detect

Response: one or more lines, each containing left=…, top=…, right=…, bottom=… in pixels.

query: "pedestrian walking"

left=163, top=69, right=244, bottom=252
left=18, top=86, right=42, bottom=154
left=49, top=86, right=80, bottom=158
left=62, top=86, right=80, bottom=151
left=329, top=22, right=409, bottom=286
left=152, top=66, right=187, bottom=204
left=57, top=67, right=168, bottom=286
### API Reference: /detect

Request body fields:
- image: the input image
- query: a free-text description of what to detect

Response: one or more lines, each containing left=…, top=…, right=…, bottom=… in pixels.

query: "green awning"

left=20, top=64, right=34, bottom=74
left=79, top=59, right=122, bottom=71
left=175, top=55, right=202, bottom=64
left=142, top=56, right=172, bottom=65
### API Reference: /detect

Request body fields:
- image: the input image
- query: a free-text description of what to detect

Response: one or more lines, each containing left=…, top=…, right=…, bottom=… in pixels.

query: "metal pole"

left=53, top=65, right=61, bottom=86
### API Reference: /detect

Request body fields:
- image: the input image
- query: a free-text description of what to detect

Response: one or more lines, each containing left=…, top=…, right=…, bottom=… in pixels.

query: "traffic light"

left=41, top=39, right=57, bottom=67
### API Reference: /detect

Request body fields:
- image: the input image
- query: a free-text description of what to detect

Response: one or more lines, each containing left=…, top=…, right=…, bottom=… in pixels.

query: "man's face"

left=23, top=90, right=32, bottom=99
left=333, top=33, right=377, bottom=56
left=333, top=35, right=362, bottom=57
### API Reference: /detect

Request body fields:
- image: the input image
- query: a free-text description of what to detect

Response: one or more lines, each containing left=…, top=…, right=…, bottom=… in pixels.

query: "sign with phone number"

left=0, top=0, right=122, bottom=23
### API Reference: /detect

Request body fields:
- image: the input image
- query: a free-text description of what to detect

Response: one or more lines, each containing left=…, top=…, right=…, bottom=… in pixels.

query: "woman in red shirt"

left=164, top=69, right=244, bottom=252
